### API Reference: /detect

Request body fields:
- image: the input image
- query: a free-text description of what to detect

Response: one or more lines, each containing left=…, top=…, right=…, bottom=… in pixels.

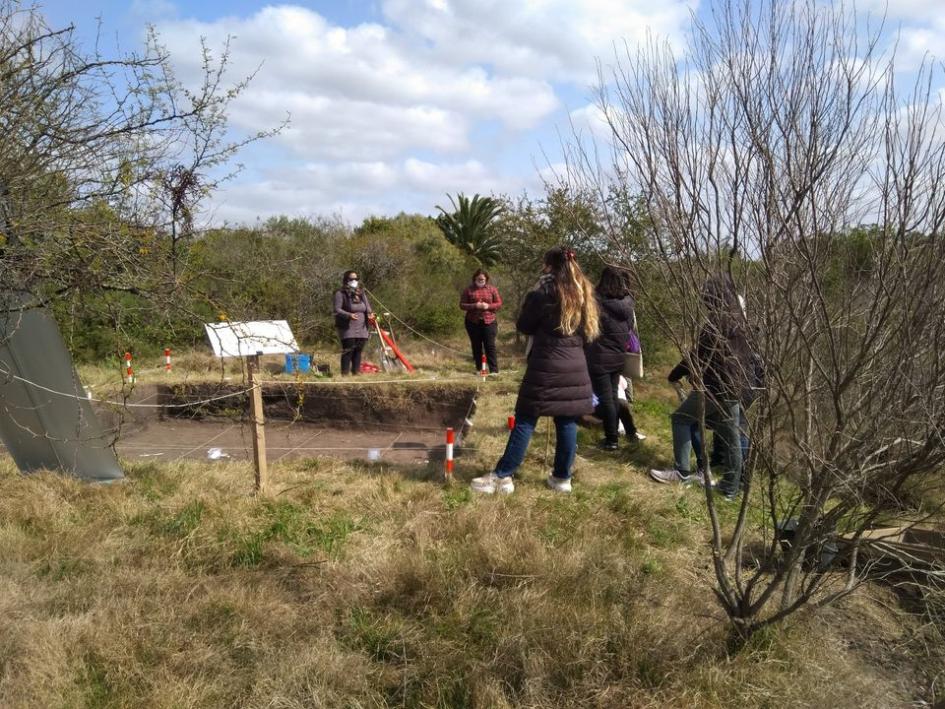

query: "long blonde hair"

left=543, top=246, right=599, bottom=340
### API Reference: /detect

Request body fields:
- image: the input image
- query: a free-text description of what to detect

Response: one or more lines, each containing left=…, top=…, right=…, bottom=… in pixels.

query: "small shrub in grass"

left=231, top=530, right=266, bottom=568
left=641, top=557, right=664, bottom=576
left=442, top=486, right=471, bottom=511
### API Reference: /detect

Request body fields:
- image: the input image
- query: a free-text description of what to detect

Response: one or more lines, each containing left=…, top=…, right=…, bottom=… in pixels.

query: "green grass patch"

left=126, top=462, right=180, bottom=501
left=35, top=556, right=93, bottom=581
left=442, top=485, right=472, bottom=511
left=78, top=653, right=115, bottom=708
left=344, top=607, right=411, bottom=663
left=646, top=513, right=688, bottom=549
left=537, top=494, right=593, bottom=545
left=229, top=500, right=363, bottom=567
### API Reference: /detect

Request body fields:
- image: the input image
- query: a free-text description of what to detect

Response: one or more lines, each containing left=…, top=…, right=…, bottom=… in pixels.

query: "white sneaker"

left=545, top=475, right=572, bottom=493
left=471, top=473, right=514, bottom=495
left=633, top=431, right=647, bottom=441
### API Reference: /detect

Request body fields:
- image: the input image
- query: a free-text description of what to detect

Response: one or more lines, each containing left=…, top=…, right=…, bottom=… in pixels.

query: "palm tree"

left=435, top=193, right=504, bottom=266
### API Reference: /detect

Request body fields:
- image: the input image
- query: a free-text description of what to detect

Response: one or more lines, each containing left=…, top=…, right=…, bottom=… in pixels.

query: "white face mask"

left=347, top=279, right=359, bottom=289
left=475, top=279, right=486, bottom=286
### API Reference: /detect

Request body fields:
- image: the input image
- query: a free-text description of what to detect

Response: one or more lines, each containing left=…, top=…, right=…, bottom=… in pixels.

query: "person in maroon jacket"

left=459, top=269, right=503, bottom=374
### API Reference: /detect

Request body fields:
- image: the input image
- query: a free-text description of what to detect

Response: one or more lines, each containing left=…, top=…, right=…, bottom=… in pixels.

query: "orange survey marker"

left=371, top=318, right=415, bottom=373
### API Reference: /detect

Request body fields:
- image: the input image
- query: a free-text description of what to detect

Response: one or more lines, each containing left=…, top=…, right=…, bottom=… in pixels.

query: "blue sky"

left=35, top=0, right=945, bottom=227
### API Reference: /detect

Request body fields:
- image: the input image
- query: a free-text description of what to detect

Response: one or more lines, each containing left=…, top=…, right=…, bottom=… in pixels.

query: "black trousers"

left=340, top=337, right=367, bottom=375
left=590, top=370, right=637, bottom=442
left=465, top=320, right=498, bottom=373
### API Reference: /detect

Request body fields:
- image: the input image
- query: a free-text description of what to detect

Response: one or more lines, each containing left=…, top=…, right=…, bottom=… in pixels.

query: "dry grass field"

left=0, top=341, right=942, bottom=707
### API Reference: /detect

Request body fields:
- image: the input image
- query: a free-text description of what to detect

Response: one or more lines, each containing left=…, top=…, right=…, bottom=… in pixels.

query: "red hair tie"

left=565, top=248, right=576, bottom=261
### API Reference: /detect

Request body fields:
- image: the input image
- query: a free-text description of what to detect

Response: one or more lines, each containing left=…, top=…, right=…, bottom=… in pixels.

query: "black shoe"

left=597, top=439, right=619, bottom=451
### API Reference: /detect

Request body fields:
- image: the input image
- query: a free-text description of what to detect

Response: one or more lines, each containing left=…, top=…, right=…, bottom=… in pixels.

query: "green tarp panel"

left=0, top=292, right=123, bottom=481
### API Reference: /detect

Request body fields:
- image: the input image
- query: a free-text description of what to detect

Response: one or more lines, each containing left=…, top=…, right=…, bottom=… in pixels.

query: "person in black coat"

left=585, top=266, right=644, bottom=450
left=471, top=246, right=600, bottom=495
left=649, top=274, right=750, bottom=499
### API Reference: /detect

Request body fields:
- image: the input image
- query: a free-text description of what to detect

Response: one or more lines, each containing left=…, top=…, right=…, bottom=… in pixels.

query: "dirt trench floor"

left=102, top=381, right=477, bottom=466
left=113, top=418, right=443, bottom=465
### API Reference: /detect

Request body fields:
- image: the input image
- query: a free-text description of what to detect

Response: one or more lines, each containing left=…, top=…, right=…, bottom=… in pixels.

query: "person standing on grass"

left=471, top=246, right=599, bottom=495
left=690, top=293, right=758, bottom=475
left=585, top=266, right=646, bottom=451
left=459, top=268, right=503, bottom=375
left=649, top=274, right=748, bottom=500
left=333, top=270, right=374, bottom=376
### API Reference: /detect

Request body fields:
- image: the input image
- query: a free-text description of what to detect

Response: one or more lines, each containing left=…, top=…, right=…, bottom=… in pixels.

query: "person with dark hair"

left=471, top=246, right=599, bottom=495
left=333, top=270, right=374, bottom=376
left=649, top=274, right=748, bottom=500
left=690, top=293, right=757, bottom=475
left=585, top=266, right=645, bottom=450
left=459, top=268, right=502, bottom=374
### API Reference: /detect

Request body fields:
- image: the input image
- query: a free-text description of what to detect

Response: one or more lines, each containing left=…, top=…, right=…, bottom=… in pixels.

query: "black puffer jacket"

left=585, top=294, right=635, bottom=375
left=514, top=278, right=594, bottom=418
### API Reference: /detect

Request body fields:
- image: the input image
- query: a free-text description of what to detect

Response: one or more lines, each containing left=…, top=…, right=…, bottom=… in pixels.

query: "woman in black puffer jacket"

left=585, top=267, right=644, bottom=450
left=471, top=246, right=599, bottom=495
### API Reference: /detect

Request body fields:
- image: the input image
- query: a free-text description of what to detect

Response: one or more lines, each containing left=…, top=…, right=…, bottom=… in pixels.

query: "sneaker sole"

left=648, top=471, right=678, bottom=484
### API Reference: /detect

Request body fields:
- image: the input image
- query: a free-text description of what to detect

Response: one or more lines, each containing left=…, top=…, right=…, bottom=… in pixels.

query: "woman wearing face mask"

left=471, top=247, right=599, bottom=495
left=459, top=268, right=503, bottom=374
left=333, top=270, right=374, bottom=376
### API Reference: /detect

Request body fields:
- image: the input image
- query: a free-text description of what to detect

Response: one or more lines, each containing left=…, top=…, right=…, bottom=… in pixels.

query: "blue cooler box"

left=284, top=353, right=311, bottom=374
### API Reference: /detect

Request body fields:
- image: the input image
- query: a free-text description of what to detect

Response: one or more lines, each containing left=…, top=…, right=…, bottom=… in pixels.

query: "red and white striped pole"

left=445, top=427, right=455, bottom=480
left=124, top=352, right=135, bottom=384
left=480, top=353, right=488, bottom=378
left=164, top=347, right=172, bottom=372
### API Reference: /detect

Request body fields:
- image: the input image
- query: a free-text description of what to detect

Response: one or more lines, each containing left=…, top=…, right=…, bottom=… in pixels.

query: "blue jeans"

left=494, top=413, right=579, bottom=480
left=671, top=392, right=742, bottom=495
left=691, top=409, right=749, bottom=472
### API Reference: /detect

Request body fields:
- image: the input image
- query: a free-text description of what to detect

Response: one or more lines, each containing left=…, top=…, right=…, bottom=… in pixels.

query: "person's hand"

left=367, top=313, right=376, bottom=323
left=350, top=313, right=360, bottom=320
left=477, top=301, right=488, bottom=310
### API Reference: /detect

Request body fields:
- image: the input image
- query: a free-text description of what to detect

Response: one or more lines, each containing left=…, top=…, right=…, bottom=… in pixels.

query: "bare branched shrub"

left=0, top=2, right=279, bottom=317
left=569, top=0, right=945, bottom=639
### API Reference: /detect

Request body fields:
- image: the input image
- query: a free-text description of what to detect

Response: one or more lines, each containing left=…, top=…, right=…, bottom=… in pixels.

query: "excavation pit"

left=107, top=382, right=477, bottom=465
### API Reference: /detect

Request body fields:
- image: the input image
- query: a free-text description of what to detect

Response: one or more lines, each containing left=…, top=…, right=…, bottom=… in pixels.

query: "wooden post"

left=248, top=353, right=269, bottom=494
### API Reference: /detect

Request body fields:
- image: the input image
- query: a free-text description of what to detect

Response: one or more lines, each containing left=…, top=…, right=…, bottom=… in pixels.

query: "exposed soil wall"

left=156, top=382, right=477, bottom=430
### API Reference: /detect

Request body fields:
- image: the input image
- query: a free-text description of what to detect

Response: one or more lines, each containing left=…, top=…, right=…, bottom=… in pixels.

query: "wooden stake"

left=248, top=354, right=269, bottom=494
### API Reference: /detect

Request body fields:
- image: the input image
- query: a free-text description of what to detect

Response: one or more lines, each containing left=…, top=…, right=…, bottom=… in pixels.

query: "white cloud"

left=858, top=0, right=944, bottom=22
left=229, top=92, right=470, bottom=160
left=156, top=5, right=558, bottom=162
left=380, top=0, right=698, bottom=83
left=145, top=1, right=700, bottom=223
left=209, top=157, right=537, bottom=225
left=896, top=18, right=945, bottom=68
left=569, top=103, right=616, bottom=142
